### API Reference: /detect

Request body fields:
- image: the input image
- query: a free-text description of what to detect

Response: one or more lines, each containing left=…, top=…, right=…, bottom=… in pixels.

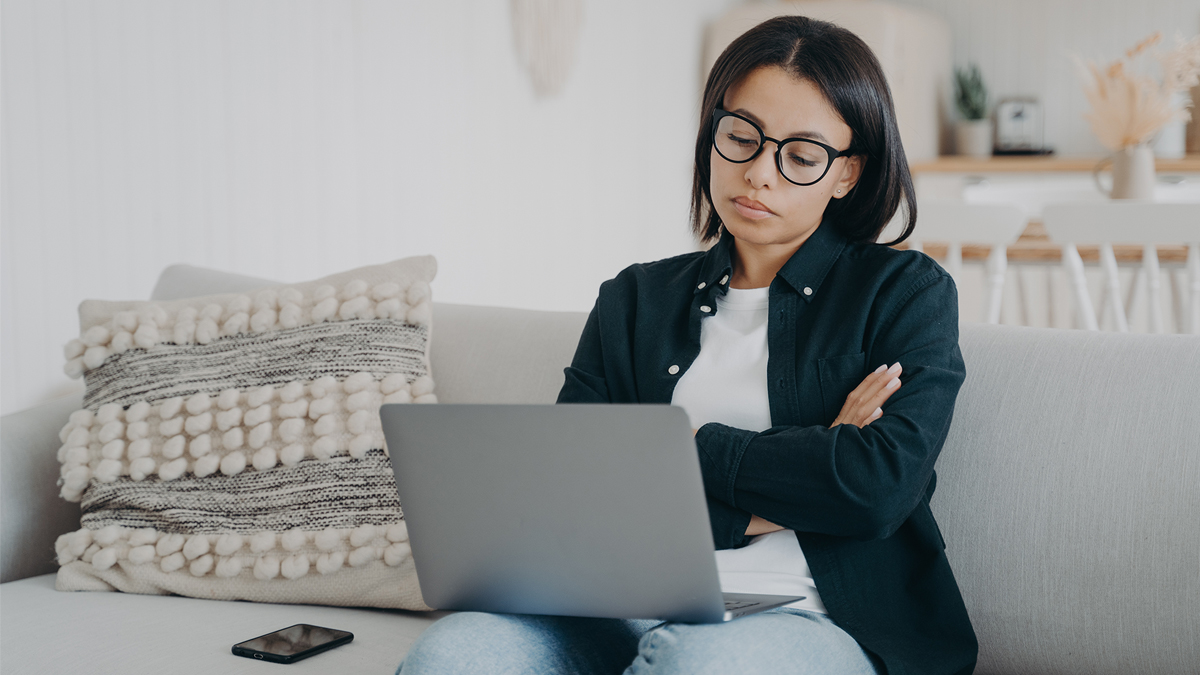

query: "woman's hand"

left=830, top=362, right=903, bottom=429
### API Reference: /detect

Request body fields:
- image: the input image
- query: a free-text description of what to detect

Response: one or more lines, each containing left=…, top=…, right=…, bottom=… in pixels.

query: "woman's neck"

left=728, top=230, right=817, bottom=289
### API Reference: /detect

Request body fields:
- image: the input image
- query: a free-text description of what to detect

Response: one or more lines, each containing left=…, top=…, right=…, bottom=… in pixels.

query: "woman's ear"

left=833, top=155, right=865, bottom=198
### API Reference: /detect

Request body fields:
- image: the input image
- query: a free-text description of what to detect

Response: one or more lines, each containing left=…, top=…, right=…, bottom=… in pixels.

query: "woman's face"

left=710, top=66, right=863, bottom=251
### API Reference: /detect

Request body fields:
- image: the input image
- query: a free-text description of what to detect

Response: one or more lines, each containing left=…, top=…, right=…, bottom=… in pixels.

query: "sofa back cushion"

left=149, top=264, right=276, bottom=302
left=430, top=303, right=587, bottom=405
left=936, top=323, right=1200, bottom=674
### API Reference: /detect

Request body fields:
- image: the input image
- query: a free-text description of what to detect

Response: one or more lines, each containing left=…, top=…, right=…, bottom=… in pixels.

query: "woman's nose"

left=744, top=142, right=779, bottom=188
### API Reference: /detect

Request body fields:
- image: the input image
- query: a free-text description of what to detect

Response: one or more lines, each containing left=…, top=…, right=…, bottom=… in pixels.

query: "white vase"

left=1093, top=144, right=1156, bottom=200
left=955, top=120, right=992, bottom=159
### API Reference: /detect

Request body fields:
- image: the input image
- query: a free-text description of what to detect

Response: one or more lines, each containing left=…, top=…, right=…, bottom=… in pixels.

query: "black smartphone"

left=231, top=624, right=354, bottom=664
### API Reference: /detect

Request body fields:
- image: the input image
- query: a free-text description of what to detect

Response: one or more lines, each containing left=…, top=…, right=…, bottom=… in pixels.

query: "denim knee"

left=624, top=610, right=879, bottom=675
left=400, top=612, right=654, bottom=675
left=399, top=612, right=536, bottom=675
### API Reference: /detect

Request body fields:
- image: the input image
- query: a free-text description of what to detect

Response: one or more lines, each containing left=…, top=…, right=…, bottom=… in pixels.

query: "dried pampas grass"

left=1073, top=32, right=1200, bottom=151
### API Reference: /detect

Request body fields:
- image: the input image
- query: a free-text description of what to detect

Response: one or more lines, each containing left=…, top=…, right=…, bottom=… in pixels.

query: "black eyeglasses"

left=711, top=109, right=853, bottom=187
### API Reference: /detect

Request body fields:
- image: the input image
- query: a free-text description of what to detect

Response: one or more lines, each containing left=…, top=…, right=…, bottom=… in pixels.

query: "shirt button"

left=777, top=378, right=785, bottom=388
left=720, top=275, right=729, bottom=285
left=697, top=282, right=706, bottom=290
left=668, top=365, right=680, bottom=375
left=700, top=305, right=711, bottom=313
left=803, top=287, right=813, bottom=296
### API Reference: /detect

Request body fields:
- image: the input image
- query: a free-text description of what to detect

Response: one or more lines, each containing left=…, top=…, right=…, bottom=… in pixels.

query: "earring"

left=836, top=189, right=842, bottom=193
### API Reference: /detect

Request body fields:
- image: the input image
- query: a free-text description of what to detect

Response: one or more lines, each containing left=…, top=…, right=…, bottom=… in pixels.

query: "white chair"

left=906, top=201, right=1027, bottom=324
left=1041, top=202, right=1200, bottom=333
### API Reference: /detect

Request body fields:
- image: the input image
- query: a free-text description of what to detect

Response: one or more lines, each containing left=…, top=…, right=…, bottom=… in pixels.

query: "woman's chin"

left=725, top=220, right=787, bottom=245
left=725, top=220, right=819, bottom=250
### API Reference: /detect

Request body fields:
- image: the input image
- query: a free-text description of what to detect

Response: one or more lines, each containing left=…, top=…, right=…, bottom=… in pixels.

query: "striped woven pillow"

left=52, top=256, right=436, bottom=610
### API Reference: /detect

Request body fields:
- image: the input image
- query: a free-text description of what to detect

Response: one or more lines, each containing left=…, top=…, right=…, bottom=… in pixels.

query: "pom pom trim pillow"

left=52, top=256, right=437, bottom=610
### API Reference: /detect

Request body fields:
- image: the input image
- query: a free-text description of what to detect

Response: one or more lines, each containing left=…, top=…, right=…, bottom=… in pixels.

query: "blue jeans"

left=397, top=608, right=883, bottom=675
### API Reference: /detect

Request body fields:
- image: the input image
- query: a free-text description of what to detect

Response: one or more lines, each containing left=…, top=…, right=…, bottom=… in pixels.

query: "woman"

left=401, top=15, right=976, bottom=675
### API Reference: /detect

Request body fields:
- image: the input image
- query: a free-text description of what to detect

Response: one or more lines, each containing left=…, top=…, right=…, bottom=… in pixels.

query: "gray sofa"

left=2, top=265, right=1198, bottom=674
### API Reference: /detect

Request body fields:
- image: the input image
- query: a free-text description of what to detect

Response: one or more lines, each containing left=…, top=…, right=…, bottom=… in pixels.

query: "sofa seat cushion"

left=1, top=575, right=446, bottom=673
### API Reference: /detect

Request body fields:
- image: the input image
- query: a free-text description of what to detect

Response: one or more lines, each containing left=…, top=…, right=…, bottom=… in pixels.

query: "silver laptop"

left=379, top=403, right=804, bottom=623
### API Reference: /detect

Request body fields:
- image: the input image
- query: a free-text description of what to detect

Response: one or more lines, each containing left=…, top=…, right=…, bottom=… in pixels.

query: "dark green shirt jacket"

left=556, top=221, right=977, bottom=675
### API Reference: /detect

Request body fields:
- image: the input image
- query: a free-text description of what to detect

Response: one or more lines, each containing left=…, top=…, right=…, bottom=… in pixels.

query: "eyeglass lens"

left=714, top=114, right=830, bottom=185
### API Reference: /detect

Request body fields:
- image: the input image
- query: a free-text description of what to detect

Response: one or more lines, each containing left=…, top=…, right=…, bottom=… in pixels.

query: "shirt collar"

left=696, top=220, right=848, bottom=302
left=696, top=232, right=736, bottom=294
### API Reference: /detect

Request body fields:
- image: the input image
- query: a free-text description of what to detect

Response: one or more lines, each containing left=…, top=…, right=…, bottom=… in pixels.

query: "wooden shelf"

left=910, top=154, right=1200, bottom=174
left=893, top=221, right=1191, bottom=264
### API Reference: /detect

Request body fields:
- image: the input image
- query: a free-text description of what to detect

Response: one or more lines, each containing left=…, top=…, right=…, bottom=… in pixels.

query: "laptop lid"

left=380, top=403, right=728, bottom=623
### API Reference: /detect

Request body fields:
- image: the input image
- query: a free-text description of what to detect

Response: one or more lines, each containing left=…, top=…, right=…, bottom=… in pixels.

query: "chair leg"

left=947, top=242, right=962, bottom=281
left=1016, top=265, right=1032, bottom=327
left=1189, top=243, right=1200, bottom=334
left=1125, top=267, right=1144, bottom=332
left=1170, top=268, right=1186, bottom=333
left=1047, top=267, right=1058, bottom=328
left=1064, top=244, right=1098, bottom=331
left=1099, top=243, right=1128, bottom=332
left=1142, top=244, right=1164, bottom=334
left=1097, top=281, right=1109, bottom=328
left=983, top=245, right=1006, bottom=324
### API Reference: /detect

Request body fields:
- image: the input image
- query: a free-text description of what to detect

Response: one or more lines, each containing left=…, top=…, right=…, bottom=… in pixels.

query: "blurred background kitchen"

left=3, top=0, right=1199, bottom=415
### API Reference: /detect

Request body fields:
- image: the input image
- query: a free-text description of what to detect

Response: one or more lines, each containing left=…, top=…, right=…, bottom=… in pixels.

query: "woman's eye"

left=787, top=154, right=818, bottom=167
left=727, top=134, right=758, bottom=147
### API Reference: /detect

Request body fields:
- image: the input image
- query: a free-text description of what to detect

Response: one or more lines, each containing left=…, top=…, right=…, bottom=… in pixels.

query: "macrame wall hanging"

left=510, top=0, right=584, bottom=98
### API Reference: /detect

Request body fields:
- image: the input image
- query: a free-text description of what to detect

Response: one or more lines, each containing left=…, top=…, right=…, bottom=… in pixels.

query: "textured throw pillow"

left=52, top=256, right=437, bottom=610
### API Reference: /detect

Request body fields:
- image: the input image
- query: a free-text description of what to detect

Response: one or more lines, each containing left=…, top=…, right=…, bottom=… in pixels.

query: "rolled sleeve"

left=694, top=422, right=756, bottom=507
left=704, top=495, right=754, bottom=550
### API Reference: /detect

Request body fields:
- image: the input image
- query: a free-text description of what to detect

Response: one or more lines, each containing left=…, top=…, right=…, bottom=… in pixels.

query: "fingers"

left=862, top=363, right=903, bottom=421
left=835, top=362, right=903, bottom=428
left=874, top=362, right=903, bottom=400
left=856, top=362, right=903, bottom=408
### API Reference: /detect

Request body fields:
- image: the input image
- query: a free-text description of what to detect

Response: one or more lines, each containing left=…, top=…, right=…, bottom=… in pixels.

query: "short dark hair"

left=690, top=15, right=916, bottom=246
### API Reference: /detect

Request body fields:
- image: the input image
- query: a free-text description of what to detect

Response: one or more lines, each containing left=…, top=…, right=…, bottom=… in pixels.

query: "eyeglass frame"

left=711, top=108, right=855, bottom=187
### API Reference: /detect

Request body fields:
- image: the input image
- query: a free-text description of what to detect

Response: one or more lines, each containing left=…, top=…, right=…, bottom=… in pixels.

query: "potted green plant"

left=954, top=64, right=991, bottom=158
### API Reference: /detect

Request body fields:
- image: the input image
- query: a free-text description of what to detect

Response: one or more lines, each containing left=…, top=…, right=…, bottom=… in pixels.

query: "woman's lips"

left=732, top=197, right=775, bottom=220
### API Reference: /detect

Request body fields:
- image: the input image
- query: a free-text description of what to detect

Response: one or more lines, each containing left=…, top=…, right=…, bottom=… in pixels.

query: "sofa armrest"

left=1, top=394, right=83, bottom=583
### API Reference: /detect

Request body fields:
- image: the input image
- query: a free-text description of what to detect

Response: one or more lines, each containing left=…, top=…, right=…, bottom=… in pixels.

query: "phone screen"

left=233, top=624, right=353, bottom=663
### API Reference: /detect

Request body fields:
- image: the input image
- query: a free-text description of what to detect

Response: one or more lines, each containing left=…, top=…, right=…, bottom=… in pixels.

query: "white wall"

left=4, top=0, right=1199, bottom=415
left=1, top=0, right=736, bottom=414
left=893, top=0, right=1200, bottom=156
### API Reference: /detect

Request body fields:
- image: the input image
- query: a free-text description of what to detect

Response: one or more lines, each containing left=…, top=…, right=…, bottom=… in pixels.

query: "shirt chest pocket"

left=816, top=351, right=867, bottom=422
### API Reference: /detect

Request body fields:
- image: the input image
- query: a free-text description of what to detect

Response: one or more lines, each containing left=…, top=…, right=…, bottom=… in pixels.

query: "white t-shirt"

left=670, top=285, right=827, bottom=614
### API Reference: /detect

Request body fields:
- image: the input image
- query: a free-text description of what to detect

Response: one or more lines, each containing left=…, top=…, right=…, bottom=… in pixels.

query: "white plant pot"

left=956, top=120, right=993, bottom=159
